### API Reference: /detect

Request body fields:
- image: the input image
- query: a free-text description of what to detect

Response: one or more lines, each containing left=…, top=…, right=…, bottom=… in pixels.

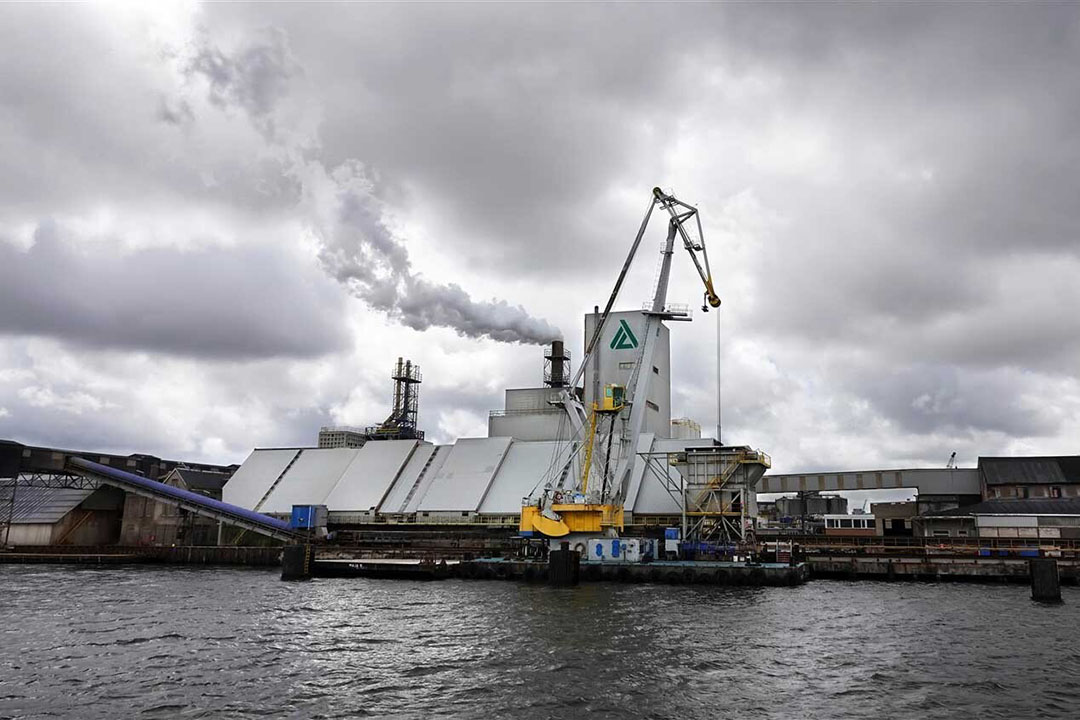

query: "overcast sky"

left=1, top=3, right=1077, bottom=474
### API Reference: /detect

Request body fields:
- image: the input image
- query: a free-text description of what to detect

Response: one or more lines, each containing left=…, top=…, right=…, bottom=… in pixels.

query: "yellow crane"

left=520, top=187, right=721, bottom=543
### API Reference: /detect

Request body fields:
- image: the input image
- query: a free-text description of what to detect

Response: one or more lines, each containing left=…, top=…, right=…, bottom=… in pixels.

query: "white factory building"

left=224, top=310, right=763, bottom=527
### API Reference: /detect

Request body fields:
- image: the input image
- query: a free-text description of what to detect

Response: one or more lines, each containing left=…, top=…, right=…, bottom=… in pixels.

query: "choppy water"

left=1, top=566, right=1078, bottom=719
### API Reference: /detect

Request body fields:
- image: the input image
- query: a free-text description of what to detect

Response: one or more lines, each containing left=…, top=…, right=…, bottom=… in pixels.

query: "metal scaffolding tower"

left=365, top=357, right=424, bottom=441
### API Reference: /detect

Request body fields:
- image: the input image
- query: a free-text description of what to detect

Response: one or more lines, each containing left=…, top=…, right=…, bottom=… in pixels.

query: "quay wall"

left=809, top=554, right=1080, bottom=583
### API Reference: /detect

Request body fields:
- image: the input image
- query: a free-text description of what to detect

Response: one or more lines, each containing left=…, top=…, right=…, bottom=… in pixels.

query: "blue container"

left=979, top=548, right=991, bottom=557
left=290, top=505, right=318, bottom=530
left=1019, top=549, right=1040, bottom=558
left=664, top=527, right=680, bottom=540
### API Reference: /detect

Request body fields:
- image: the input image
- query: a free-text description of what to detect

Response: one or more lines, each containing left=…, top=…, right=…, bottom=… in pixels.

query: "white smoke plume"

left=183, top=33, right=561, bottom=346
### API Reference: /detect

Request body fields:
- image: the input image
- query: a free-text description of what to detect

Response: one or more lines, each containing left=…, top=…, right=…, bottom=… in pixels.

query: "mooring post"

left=281, top=544, right=314, bottom=581
left=1029, top=558, right=1062, bottom=603
left=549, top=540, right=580, bottom=586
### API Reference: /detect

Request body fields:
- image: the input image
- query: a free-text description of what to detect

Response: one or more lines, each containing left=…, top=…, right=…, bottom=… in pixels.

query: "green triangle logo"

left=610, top=319, right=639, bottom=350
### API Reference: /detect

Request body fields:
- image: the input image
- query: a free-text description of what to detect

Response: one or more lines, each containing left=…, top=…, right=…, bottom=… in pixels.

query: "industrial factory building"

left=223, top=434, right=737, bottom=529
left=221, top=309, right=768, bottom=535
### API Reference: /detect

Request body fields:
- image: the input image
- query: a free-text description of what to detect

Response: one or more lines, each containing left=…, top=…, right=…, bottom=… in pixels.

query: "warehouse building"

left=916, top=498, right=1080, bottom=540
left=1, top=485, right=125, bottom=546
left=118, top=467, right=231, bottom=546
left=979, top=456, right=1080, bottom=500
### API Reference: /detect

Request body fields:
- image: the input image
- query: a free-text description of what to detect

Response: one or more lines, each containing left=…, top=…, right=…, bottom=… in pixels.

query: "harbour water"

left=1, top=566, right=1078, bottom=719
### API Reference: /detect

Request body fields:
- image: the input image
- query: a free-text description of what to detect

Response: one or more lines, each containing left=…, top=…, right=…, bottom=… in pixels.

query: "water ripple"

left=0, top=566, right=1077, bottom=719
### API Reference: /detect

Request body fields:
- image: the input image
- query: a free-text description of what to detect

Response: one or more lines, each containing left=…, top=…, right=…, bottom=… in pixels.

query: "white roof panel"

left=381, top=444, right=440, bottom=513
left=478, top=441, right=570, bottom=514
left=259, top=449, right=358, bottom=513
left=222, top=448, right=302, bottom=510
left=417, top=437, right=512, bottom=512
left=323, top=441, right=418, bottom=512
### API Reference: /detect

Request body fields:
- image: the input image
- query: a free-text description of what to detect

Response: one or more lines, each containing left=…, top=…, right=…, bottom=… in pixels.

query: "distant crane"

left=946, top=451, right=957, bottom=469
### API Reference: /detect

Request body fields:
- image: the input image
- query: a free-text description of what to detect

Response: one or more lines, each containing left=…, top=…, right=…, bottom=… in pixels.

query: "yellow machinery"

left=520, top=187, right=721, bottom=544
left=520, top=385, right=626, bottom=538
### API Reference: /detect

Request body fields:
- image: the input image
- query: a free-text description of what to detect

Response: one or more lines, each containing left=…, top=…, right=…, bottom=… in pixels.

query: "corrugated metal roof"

left=980, top=457, right=1078, bottom=486
left=0, top=484, right=93, bottom=524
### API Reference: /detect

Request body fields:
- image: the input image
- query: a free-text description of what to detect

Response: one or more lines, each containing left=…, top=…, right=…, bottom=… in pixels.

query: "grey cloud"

left=202, top=3, right=686, bottom=276
left=2, top=3, right=1079, bottom=469
left=842, top=363, right=1061, bottom=438
left=317, top=179, right=562, bottom=344
left=182, top=32, right=562, bottom=344
left=157, top=97, right=194, bottom=126
left=0, top=222, right=348, bottom=359
left=186, top=27, right=297, bottom=133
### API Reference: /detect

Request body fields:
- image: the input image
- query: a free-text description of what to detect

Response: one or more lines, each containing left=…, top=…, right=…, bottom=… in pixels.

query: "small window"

left=840, top=519, right=852, bottom=528
left=1051, top=487, right=1062, bottom=498
left=652, top=366, right=659, bottom=375
left=932, top=530, right=950, bottom=537
left=618, top=361, right=634, bottom=370
left=1017, top=487, right=1029, bottom=498
left=646, top=400, right=659, bottom=411
left=957, top=530, right=968, bottom=537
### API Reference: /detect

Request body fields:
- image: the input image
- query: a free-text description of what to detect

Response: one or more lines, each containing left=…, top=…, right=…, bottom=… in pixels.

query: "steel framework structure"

left=639, top=446, right=771, bottom=547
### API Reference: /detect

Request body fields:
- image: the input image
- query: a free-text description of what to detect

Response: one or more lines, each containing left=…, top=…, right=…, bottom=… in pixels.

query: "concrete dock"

left=807, top=553, right=1080, bottom=583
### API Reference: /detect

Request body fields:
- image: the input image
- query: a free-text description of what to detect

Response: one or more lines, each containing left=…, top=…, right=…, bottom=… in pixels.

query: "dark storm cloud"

left=0, top=222, right=347, bottom=359
left=844, top=363, right=1059, bottom=438
left=1, top=2, right=1078, bottom=466
left=181, top=30, right=561, bottom=344
left=202, top=3, right=689, bottom=276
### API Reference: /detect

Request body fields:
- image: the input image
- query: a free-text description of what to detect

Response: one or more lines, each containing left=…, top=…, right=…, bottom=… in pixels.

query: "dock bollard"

left=281, top=544, right=314, bottom=581
left=1029, top=558, right=1061, bottom=603
left=548, top=541, right=580, bottom=586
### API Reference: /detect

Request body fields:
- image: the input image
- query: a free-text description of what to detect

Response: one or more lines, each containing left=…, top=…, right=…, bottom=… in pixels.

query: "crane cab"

left=598, top=384, right=625, bottom=413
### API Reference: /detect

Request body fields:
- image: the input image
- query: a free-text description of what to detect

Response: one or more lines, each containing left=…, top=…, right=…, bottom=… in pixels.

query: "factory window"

left=652, top=366, right=659, bottom=375
left=1051, top=487, right=1062, bottom=498
left=646, top=400, right=659, bottom=412
left=1017, top=487, right=1029, bottom=498
left=619, top=361, right=634, bottom=370
left=932, top=530, right=950, bottom=537
left=840, top=519, right=852, bottom=528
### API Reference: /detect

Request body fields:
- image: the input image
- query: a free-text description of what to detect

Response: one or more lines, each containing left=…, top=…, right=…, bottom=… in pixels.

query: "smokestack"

left=544, top=340, right=570, bottom=388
